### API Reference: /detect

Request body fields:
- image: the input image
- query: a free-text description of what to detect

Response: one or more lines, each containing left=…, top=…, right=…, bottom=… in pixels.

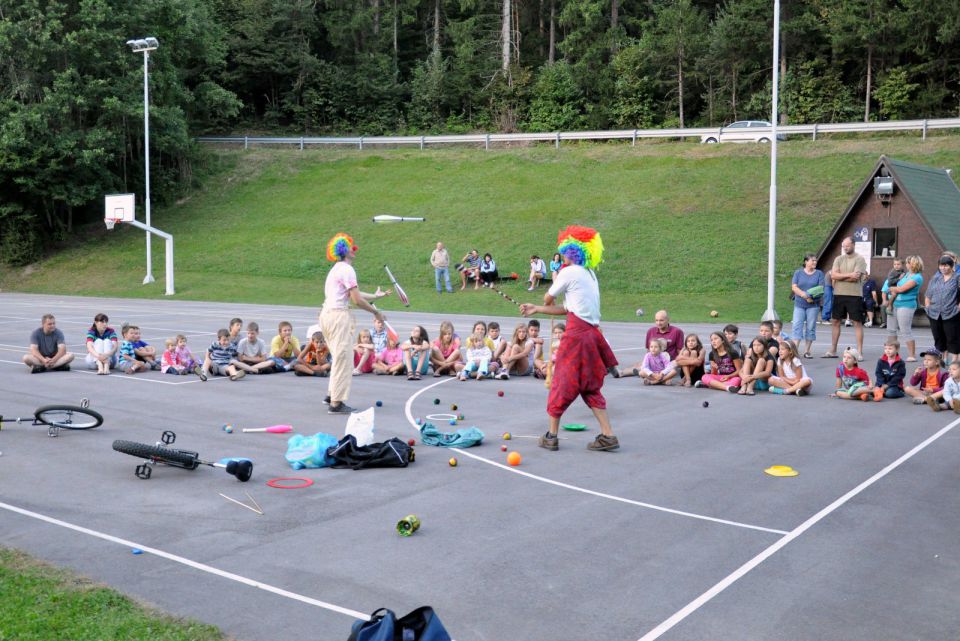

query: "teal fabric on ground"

left=419, top=423, right=485, bottom=447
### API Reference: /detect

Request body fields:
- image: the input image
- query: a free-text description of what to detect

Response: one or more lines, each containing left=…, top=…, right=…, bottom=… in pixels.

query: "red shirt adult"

left=645, top=323, right=684, bottom=360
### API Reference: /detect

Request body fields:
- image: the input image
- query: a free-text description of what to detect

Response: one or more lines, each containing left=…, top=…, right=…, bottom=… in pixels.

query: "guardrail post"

left=812, top=124, right=817, bottom=141
left=485, top=133, right=490, bottom=151
left=632, top=130, right=637, bottom=146
left=420, top=136, right=425, bottom=150
left=922, top=119, right=928, bottom=140
left=359, top=136, right=363, bottom=151
left=244, top=136, right=248, bottom=150
left=300, top=137, right=304, bottom=151
left=555, top=132, right=560, bottom=149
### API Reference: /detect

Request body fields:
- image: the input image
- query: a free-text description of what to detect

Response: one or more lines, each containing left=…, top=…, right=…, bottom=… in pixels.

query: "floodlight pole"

left=128, top=37, right=158, bottom=285
left=762, top=0, right=780, bottom=322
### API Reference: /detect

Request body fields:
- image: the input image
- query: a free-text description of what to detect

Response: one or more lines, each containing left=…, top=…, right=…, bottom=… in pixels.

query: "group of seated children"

left=351, top=316, right=563, bottom=382
left=618, top=320, right=814, bottom=397
left=832, top=339, right=959, bottom=411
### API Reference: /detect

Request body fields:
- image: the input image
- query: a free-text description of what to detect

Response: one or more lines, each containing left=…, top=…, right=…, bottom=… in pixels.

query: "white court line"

left=0, top=358, right=220, bottom=385
left=635, top=415, right=960, bottom=641
left=403, top=378, right=787, bottom=536
left=0, top=501, right=369, bottom=621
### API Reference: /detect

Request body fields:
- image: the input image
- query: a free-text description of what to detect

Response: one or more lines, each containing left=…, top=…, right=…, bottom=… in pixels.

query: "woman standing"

left=790, top=253, right=825, bottom=359
left=883, top=255, right=924, bottom=362
left=924, top=254, right=960, bottom=363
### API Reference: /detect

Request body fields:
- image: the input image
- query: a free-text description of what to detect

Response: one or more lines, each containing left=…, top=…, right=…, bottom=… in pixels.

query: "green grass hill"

left=3, top=136, right=959, bottom=322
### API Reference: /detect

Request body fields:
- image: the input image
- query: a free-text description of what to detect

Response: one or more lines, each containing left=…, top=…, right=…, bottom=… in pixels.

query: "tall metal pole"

left=762, top=0, right=780, bottom=322
left=142, top=49, right=155, bottom=284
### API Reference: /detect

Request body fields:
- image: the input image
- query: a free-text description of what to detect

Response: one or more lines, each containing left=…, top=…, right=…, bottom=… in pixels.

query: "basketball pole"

left=125, top=218, right=175, bottom=296
left=762, top=0, right=781, bottom=323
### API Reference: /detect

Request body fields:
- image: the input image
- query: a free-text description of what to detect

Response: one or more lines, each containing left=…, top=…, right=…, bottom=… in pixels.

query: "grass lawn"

left=3, top=135, right=960, bottom=322
left=0, top=547, right=225, bottom=641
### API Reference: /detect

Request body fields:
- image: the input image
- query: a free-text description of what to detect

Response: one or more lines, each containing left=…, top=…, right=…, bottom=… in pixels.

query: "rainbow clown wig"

left=326, top=233, right=357, bottom=261
left=556, top=225, right=604, bottom=270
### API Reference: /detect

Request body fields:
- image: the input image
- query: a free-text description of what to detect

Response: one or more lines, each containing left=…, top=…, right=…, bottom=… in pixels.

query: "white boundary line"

left=0, top=358, right=220, bottom=385
left=635, top=415, right=960, bottom=640
left=0, top=500, right=370, bottom=621
left=403, top=378, right=788, bottom=536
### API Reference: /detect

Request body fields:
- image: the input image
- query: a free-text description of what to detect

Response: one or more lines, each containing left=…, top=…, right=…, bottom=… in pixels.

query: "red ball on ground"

left=497, top=390, right=504, bottom=397
left=500, top=444, right=508, bottom=452
left=407, top=438, right=416, bottom=446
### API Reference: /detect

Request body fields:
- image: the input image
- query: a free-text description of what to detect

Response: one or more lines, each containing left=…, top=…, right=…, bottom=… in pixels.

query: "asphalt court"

left=1, top=292, right=959, bottom=641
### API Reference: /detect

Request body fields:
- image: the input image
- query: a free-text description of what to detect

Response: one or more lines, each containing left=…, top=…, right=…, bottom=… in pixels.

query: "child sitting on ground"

left=204, top=329, right=246, bottom=381
left=771, top=319, right=784, bottom=342
left=738, top=337, right=774, bottom=395
left=236, top=322, right=276, bottom=374
left=228, top=318, right=244, bottom=347
left=675, top=334, right=705, bottom=387
left=696, top=332, right=743, bottom=392
left=488, top=322, right=505, bottom=367
left=294, top=331, right=331, bottom=377
left=498, top=323, right=533, bottom=380
left=905, top=347, right=948, bottom=406
left=758, top=321, right=780, bottom=360
left=403, top=326, right=432, bottom=380
left=543, top=322, right=565, bottom=381
left=723, top=324, right=745, bottom=360
left=161, top=338, right=189, bottom=375
left=270, top=321, right=301, bottom=372
left=173, top=334, right=205, bottom=379
left=430, top=320, right=462, bottom=377
left=126, top=325, right=160, bottom=370
left=635, top=338, right=676, bottom=385
left=933, top=360, right=960, bottom=413
left=527, top=320, right=546, bottom=379
left=769, top=339, right=813, bottom=396
left=872, top=337, right=905, bottom=400
left=459, top=332, right=493, bottom=381
left=373, top=333, right=406, bottom=375
left=831, top=350, right=873, bottom=400
left=353, top=328, right=376, bottom=375
left=117, top=325, right=149, bottom=374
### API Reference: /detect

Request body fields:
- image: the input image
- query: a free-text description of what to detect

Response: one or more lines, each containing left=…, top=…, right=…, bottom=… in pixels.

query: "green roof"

left=885, top=156, right=960, bottom=253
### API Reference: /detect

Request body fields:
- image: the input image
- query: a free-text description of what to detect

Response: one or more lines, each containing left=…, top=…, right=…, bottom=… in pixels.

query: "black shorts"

left=831, top=295, right=865, bottom=323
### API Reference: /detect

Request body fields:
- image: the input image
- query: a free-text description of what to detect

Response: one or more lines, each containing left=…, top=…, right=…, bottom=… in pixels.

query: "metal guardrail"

left=196, top=117, right=960, bottom=150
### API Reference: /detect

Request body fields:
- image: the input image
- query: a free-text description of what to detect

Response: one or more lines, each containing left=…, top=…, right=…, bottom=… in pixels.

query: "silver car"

left=700, top=120, right=786, bottom=144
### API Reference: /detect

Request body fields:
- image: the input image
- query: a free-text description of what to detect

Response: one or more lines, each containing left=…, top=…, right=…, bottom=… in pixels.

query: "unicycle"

left=112, top=430, right=253, bottom=482
left=0, top=398, right=103, bottom=437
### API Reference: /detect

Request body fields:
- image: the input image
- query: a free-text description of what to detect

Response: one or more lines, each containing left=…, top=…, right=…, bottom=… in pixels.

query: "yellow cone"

left=765, top=465, right=798, bottom=477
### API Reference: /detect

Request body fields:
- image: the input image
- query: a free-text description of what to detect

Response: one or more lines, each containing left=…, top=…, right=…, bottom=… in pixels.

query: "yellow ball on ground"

left=710, top=310, right=719, bottom=318
left=448, top=457, right=458, bottom=467
left=502, top=432, right=511, bottom=440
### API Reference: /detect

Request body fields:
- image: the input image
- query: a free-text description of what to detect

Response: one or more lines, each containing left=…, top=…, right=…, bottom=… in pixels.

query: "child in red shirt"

left=831, top=350, right=873, bottom=400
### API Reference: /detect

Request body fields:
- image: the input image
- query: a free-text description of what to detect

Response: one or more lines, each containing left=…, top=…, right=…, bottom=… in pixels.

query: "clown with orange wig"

left=320, top=233, right=390, bottom=414
left=519, top=225, right=620, bottom=451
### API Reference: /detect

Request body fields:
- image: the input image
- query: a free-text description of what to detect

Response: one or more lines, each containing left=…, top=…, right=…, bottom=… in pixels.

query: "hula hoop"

left=266, top=477, right=314, bottom=489
left=425, top=413, right=458, bottom=422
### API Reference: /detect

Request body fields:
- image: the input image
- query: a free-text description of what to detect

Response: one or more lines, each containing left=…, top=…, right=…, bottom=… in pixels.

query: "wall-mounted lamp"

left=874, top=176, right=894, bottom=206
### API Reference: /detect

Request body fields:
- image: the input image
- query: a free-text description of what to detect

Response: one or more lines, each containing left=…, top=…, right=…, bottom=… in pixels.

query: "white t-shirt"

left=323, top=261, right=358, bottom=311
left=236, top=337, right=268, bottom=358
left=780, top=357, right=811, bottom=382
left=547, top=264, right=601, bottom=326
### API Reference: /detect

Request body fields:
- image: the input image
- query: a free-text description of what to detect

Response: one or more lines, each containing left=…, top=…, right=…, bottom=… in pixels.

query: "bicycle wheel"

left=34, top=405, right=103, bottom=430
left=112, top=440, right=200, bottom=469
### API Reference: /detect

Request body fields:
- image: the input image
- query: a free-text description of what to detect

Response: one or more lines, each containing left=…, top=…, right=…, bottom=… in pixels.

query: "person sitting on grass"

left=459, top=332, right=493, bottom=381
left=635, top=338, right=676, bottom=385
left=479, top=253, right=499, bottom=288
left=459, top=249, right=482, bottom=290
left=768, top=339, right=813, bottom=396
left=22, top=314, right=73, bottom=374
left=905, top=347, right=948, bottom=406
left=204, top=329, right=246, bottom=381
left=373, top=332, right=405, bottom=375
left=353, top=328, right=376, bottom=375
left=235, top=322, right=277, bottom=374
left=738, top=337, right=774, bottom=395
left=430, top=320, right=462, bottom=377
left=403, top=325, right=432, bottom=380
left=498, top=323, right=534, bottom=379
left=294, top=331, right=331, bottom=377
left=84, top=313, right=118, bottom=375
left=527, top=255, right=547, bottom=291
left=695, top=331, right=743, bottom=392
left=115, top=325, right=147, bottom=374
left=270, top=321, right=301, bottom=372
left=830, top=350, right=873, bottom=400
left=675, top=334, right=705, bottom=387
left=871, top=337, right=905, bottom=400
left=174, top=334, right=205, bottom=379
left=932, top=360, right=960, bottom=413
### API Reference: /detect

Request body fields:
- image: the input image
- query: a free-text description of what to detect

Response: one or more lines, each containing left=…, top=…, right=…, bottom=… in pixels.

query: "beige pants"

left=321, top=307, right=356, bottom=404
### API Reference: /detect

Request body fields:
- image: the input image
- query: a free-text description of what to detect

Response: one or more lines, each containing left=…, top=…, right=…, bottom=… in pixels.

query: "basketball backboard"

left=104, top=193, right=136, bottom=229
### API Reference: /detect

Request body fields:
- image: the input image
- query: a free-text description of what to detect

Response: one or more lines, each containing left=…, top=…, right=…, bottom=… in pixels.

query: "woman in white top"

left=528, top=255, right=547, bottom=291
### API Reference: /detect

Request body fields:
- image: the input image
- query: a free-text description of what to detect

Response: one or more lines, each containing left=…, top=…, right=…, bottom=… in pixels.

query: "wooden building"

left=818, top=156, right=960, bottom=299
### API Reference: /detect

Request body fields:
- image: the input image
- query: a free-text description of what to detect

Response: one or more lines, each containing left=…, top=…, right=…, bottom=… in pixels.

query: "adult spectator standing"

left=430, top=242, right=453, bottom=294
left=459, top=249, right=481, bottom=290
left=790, top=253, right=825, bottom=359
left=22, top=314, right=75, bottom=373
left=824, top=237, right=867, bottom=360
left=883, top=255, right=924, bottom=362
left=645, top=310, right=684, bottom=360
left=925, top=254, right=960, bottom=364
left=320, top=233, right=389, bottom=414
left=479, top=253, right=499, bottom=287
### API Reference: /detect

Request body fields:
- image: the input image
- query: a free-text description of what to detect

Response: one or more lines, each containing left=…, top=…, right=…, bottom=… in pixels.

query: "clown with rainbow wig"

left=520, top=225, right=620, bottom=451
left=320, top=232, right=391, bottom=414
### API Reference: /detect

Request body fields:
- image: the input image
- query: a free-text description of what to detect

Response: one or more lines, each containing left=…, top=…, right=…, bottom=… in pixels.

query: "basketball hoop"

left=105, top=218, right=117, bottom=230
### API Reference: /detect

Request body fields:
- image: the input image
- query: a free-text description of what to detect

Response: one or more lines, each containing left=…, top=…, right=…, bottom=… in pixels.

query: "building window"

left=874, top=228, right=897, bottom=257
